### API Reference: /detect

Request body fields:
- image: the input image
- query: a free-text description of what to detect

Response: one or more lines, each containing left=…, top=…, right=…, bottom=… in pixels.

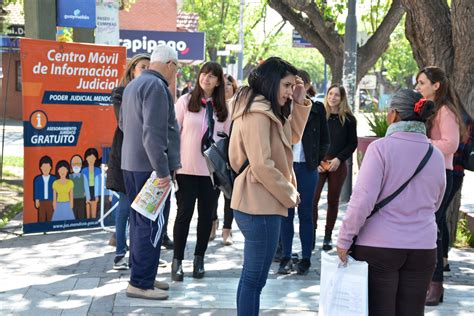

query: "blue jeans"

left=115, top=192, right=131, bottom=257
left=234, top=210, right=281, bottom=316
left=281, top=163, right=318, bottom=259
left=123, top=170, right=167, bottom=290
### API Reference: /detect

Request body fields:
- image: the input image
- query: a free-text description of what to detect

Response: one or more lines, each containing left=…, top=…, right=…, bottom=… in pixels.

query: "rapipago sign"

left=119, top=30, right=206, bottom=62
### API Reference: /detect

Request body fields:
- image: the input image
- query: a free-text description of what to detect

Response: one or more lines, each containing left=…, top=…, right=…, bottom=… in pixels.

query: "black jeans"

left=223, top=197, right=233, bottom=229
left=173, top=174, right=220, bottom=260
left=432, top=169, right=453, bottom=282
left=354, top=245, right=436, bottom=316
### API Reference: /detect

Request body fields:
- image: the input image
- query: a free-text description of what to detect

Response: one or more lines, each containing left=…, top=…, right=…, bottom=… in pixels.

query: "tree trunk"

left=267, top=0, right=403, bottom=86
left=402, top=0, right=474, bottom=246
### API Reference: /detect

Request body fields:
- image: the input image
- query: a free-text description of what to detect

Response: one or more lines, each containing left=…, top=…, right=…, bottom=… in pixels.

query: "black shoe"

left=322, top=238, right=333, bottom=251
left=162, top=234, right=174, bottom=250
left=291, top=253, right=300, bottom=264
left=171, top=259, right=184, bottom=281
left=193, top=255, right=205, bottom=279
left=443, top=264, right=451, bottom=272
left=278, top=257, right=293, bottom=275
left=296, top=258, right=311, bottom=275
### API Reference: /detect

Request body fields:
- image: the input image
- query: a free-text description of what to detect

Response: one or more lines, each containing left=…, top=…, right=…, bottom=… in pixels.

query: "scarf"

left=385, top=120, right=426, bottom=137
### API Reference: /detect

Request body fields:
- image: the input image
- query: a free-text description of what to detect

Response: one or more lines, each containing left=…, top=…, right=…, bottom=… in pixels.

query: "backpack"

left=201, top=100, right=249, bottom=200
left=463, top=121, right=474, bottom=171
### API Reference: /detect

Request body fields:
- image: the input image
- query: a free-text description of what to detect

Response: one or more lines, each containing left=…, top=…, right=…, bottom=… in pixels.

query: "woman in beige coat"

left=229, top=57, right=311, bottom=315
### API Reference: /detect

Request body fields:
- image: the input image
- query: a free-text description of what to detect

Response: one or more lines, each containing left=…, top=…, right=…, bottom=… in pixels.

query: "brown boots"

left=425, top=281, right=444, bottom=306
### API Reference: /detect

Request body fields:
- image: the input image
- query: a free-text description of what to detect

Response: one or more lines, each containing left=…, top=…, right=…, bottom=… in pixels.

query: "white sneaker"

left=113, top=257, right=129, bottom=270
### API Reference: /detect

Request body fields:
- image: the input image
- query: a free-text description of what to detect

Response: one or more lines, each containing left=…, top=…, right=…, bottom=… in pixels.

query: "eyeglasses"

left=168, top=60, right=181, bottom=70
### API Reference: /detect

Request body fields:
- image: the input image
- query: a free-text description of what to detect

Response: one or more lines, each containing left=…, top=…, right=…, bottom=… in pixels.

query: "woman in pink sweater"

left=337, top=89, right=446, bottom=316
left=171, top=62, right=230, bottom=281
left=416, top=66, right=464, bottom=306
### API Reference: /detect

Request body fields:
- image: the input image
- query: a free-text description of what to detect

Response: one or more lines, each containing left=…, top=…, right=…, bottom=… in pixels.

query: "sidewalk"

left=1, top=189, right=473, bottom=315
left=1, top=119, right=473, bottom=315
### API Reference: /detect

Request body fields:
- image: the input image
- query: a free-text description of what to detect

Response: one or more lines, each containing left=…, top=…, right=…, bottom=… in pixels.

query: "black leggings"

left=173, top=174, right=220, bottom=260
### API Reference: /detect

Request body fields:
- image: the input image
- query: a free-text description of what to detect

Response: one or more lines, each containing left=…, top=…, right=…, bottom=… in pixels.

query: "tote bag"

left=319, top=252, right=368, bottom=316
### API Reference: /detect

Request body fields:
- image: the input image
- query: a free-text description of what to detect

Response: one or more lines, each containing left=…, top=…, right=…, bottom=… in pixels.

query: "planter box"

left=357, top=136, right=380, bottom=166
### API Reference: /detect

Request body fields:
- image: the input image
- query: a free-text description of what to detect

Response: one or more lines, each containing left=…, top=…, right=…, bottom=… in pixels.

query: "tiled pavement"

left=1, top=187, right=473, bottom=315
left=1, top=119, right=473, bottom=315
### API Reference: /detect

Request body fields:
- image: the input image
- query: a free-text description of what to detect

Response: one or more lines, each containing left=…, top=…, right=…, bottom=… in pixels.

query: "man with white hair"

left=120, top=44, right=181, bottom=300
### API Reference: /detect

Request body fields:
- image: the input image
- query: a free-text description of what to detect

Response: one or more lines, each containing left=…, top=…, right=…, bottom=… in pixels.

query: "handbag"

left=201, top=101, right=249, bottom=199
left=349, top=143, right=433, bottom=252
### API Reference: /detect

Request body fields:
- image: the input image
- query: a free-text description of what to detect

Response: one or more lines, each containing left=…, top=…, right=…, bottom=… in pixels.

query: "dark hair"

left=297, top=69, right=316, bottom=97
left=119, top=54, right=150, bottom=87
left=39, top=155, right=53, bottom=169
left=390, top=89, right=435, bottom=123
left=416, top=66, right=465, bottom=135
left=226, top=74, right=238, bottom=95
left=235, top=57, right=298, bottom=121
left=84, top=148, right=100, bottom=167
left=55, top=160, right=70, bottom=179
left=188, top=62, right=228, bottom=122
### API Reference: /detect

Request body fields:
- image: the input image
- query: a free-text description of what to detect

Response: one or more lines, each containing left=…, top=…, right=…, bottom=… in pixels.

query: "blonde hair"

left=119, top=54, right=150, bottom=87
left=324, top=84, right=353, bottom=125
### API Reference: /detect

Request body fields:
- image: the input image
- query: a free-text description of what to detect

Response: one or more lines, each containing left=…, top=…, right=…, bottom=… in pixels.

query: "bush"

left=455, top=218, right=474, bottom=248
left=366, top=110, right=389, bottom=137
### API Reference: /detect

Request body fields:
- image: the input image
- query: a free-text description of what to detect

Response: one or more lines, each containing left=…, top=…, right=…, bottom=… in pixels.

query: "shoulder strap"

left=228, top=120, right=250, bottom=175
left=367, top=143, right=433, bottom=219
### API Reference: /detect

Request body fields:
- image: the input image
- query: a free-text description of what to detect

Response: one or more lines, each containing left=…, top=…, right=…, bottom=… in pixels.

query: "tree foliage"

left=181, top=0, right=286, bottom=77
left=267, top=0, right=405, bottom=84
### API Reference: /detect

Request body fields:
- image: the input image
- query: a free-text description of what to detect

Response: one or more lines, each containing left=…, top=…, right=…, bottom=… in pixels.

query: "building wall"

left=119, top=0, right=177, bottom=31
left=1, top=52, right=22, bottom=120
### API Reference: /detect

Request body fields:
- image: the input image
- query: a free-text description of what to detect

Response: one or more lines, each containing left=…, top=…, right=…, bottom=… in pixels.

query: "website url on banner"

left=63, top=15, right=90, bottom=20
left=53, top=221, right=99, bottom=229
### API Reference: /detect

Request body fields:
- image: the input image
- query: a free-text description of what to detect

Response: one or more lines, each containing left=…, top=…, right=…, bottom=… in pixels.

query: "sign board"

left=119, top=30, right=206, bottom=62
left=95, top=0, right=120, bottom=45
left=57, top=0, right=97, bottom=29
left=292, top=30, right=314, bottom=48
left=20, top=38, right=126, bottom=233
left=359, top=74, right=377, bottom=90
left=7, top=24, right=25, bottom=37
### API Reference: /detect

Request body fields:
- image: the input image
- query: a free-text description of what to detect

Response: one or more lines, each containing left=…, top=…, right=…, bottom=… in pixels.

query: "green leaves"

left=366, top=109, right=389, bottom=137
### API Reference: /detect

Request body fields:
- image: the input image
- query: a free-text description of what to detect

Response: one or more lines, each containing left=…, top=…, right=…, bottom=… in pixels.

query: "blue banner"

left=24, top=121, right=83, bottom=147
left=42, top=91, right=112, bottom=105
left=119, top=30, right=206, bottom=61
left=57, top=0, right=96, bottom=29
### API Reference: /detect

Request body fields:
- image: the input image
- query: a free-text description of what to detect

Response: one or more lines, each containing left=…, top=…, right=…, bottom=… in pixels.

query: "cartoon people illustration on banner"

left=52, top=160, right=76, bottom=221
left=82, top=148, right=101, bottom=219
left=69, top=154, right=90, bottom=220
left=33, top=155, right=56, bottom=222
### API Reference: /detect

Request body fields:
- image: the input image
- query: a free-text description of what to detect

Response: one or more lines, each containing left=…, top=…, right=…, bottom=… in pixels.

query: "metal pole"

left=237, top=0, right=244, bottom=83
left=340, top=0, right=357, bottom=202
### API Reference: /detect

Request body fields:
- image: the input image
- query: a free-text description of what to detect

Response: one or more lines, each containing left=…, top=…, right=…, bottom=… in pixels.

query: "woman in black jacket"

left=279, top=70, right=329, bottom=275
left=107, top=54, right=150, bottom=270
left=312, top=84, right=358, bottom=251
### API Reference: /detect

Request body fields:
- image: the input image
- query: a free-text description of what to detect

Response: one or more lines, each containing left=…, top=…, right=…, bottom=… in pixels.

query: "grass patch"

left=1, top=156, right=24, bottom=168
left=454, top=218, right=474, bottom=248
left=0, top=180, right=22, bottom=193
left=0, top=201, right=23, bottom=228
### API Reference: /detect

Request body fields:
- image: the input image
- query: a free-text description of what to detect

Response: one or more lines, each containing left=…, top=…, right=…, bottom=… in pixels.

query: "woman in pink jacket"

left=337, top=89, right=446, bottom=316
left=172, top=62, right=230, bottom=281
left=416, top=66, right=464, bottom=305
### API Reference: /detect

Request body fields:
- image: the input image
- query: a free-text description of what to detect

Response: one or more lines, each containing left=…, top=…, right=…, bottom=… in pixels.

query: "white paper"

left=319, top=252, right=369, bottom=316
left=131, top=171, right=171, bottom=221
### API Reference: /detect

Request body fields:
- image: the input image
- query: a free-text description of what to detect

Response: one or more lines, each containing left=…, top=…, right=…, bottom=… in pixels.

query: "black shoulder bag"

left=202, top=101, right=249, bottom=199
left=349, top=143, right=433, bottom=252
